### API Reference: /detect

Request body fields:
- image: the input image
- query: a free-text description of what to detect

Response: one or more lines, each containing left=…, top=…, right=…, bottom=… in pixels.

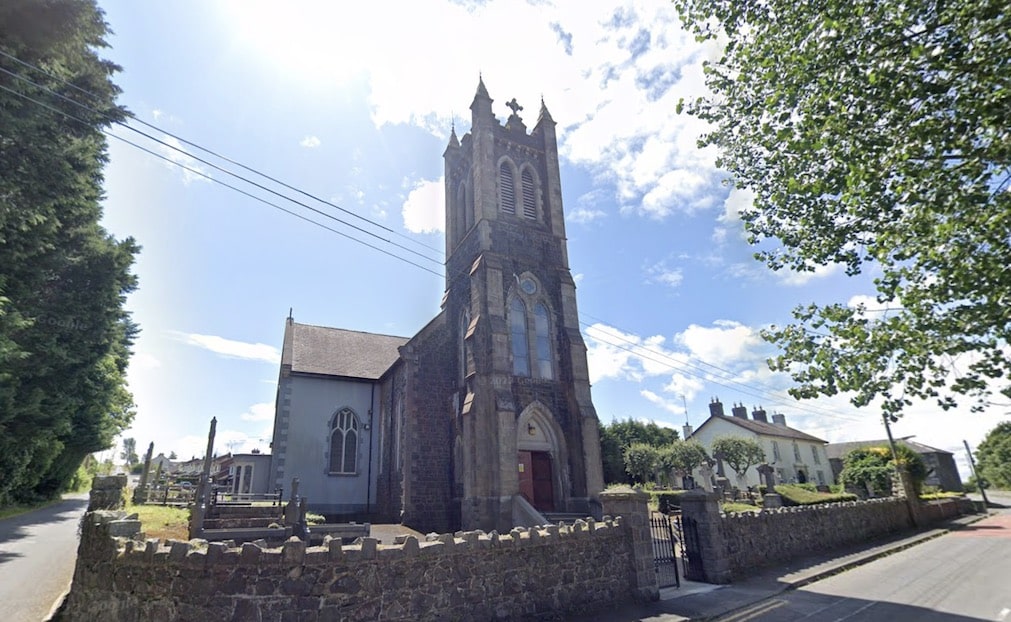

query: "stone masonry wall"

left=718, top=497, right=964, bottom=579
left=59, top=512, right=644, bottom=621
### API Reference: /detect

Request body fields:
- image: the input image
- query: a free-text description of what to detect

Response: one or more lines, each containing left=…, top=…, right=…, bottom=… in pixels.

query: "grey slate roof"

left=697, top=414, right=828, bottom=444
left=825, top=438, right=953, bottom=460
left=282, top=321, right=407, bottom=380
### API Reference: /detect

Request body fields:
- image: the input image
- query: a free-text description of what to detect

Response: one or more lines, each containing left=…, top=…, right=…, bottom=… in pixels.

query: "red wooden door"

left=518, top=451, right=534, bottom=504
left=531, top=451, right=554, bottom=511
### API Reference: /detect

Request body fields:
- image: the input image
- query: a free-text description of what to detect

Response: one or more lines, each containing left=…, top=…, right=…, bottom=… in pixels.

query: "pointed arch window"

left=458, top=182, right=472, bottom=231
left=499, top=162, right=516, bottom=214
left=533, top=303, right=553, bottom=379
left=329, top=407, right=359, bottom=474
left=510, top=298, right=530, bottom=376
left=521, top=168, right=536, bottom=219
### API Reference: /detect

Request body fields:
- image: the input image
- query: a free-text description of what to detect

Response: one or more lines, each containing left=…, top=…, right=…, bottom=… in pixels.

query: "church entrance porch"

left=519, top=451, right=555, bottom=511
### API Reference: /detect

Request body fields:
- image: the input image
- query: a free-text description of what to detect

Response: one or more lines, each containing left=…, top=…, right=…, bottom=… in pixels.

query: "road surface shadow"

left=573, top=588, right=991, bottom=621
left=0, top=496, right=89, bottom=566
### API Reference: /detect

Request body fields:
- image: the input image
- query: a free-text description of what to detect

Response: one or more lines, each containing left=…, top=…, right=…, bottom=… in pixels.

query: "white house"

left=687, top=399, right=830, bottom=489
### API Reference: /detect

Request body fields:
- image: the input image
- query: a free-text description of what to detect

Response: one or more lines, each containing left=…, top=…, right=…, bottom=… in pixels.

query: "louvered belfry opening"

left=500, top=162, right=516, bottom=214
left=521, top=168, right=536, bottom=219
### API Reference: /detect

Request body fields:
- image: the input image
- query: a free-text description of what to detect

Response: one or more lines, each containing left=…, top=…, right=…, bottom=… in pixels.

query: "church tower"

left=443, top=78, right=604, bottom=531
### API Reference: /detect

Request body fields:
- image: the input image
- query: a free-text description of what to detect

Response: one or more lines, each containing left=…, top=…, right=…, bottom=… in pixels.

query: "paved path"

left=0, top=495, right=88, bottom=622
left=710, top=508, right=1011, bottom=621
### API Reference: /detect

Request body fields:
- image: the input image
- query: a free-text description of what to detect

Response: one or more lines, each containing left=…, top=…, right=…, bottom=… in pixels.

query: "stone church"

left=268, top=79, right=604, bottom=534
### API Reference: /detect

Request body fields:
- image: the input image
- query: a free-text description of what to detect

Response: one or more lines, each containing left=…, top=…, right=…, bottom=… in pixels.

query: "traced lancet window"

left=533, top=303, right=552, bottom=379
left=521, top=168, right=536, bottom=219
left=500, top=162, right=516, bottom=214
left=329, top=407, right=359, bottom=474
left=459, top=182, right=472, bottom=231
left=510, top=298, right=530, bottom=376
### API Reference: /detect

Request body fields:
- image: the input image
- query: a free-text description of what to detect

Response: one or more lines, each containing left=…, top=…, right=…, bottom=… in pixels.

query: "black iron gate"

left=649, top=512, right=680, bottom=588
left=673, top=511, right=704, bottom=580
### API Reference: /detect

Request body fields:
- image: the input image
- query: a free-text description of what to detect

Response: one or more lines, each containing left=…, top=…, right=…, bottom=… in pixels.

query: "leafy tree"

left=120, top=437, right=138, bottom=467
left=623, top=442, right=661, bottom=485
left=840, top=448, right=895, bottom=496
left=839, top=444, right=928, bottom=496
left=711, top=436, right=765, bottom=488
left=600, top=418, right=680, bottom=484
left=168, top=451, right=178, bottom=460
left=0, top=0, right=137, bottom=505
left=659, top=440, right=709, bottom=486
left=975, top=422, right=1011, bottom=490
left=673, top=0, right=1011, bottom=418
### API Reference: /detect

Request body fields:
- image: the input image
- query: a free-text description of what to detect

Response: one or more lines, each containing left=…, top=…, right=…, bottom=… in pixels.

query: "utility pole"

left=963, top=439, right=990, bottom=508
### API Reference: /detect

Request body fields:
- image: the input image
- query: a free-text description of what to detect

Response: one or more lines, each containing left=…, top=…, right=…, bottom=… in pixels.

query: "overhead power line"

left=0, top=49, right=443, bottom=262
left=0, top=48, right=869, bottom=425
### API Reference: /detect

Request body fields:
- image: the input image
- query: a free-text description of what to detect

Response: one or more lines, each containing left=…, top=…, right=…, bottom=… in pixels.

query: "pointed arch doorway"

left=517, top=404, right=565, bottom=513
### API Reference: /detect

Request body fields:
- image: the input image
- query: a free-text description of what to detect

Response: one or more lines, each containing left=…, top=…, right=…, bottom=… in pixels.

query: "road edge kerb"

left=43, top=582, right=72, bottom=622
left=693, top=512, right=993, bottom=622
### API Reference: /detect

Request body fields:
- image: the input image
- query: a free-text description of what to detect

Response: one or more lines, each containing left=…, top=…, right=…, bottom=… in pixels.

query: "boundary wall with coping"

left=58, top=486, right=657, bottom=621
left=680, top=490, right=976, bottom=584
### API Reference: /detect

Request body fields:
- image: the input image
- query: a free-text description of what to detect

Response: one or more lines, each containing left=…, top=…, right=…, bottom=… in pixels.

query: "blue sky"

left=91, top=0, right=1004, bottom=477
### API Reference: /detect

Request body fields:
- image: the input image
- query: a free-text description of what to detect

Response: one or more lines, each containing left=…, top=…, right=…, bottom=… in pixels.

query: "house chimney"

left=709, top=398, right=725, bottom=417
left=683, top=424, right=694, bottom=439
left=771, top=413, right=787, bottom=426
left=731, top=402, right=748, bottom=419
left=752, top=406, right=768, bottom=423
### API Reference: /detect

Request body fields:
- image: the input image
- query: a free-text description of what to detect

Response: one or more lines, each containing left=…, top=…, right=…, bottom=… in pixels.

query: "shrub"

left=649, top=490, right=689, bottom=513
left=775, top=484, right=857, bottom=506
left=722, top=502, right=760, bottom=514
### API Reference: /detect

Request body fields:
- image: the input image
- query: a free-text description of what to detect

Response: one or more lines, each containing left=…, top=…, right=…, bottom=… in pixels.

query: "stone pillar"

left=679, top=490, right=732, bottom=584
left=599, top=487, right=658, bottom=602
left=88, top=475, right=127, bottom=511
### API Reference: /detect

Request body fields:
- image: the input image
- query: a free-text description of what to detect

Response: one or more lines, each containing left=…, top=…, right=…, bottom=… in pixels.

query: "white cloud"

left=569, top=207, right=607, bottom=224
left=221, top=1, right=726, bottom=222
left=240, top=402, right=275, bottom=422
left=573, top=273, right=585, bottom=285
left=299, top=135, right=321, bottom=148
left=675, top=320, right=764, bottom=368
left=720, top=187, right=754, bottom=224
left=645, top=260, right=684, bottom=288
left=131, top=352, right=162, bottom=369
left=402, top=178, right=445, bottom=234
left=172, top=331, right=281, bottom=364
left=157, top=135, right=211, bottom=185
left=847, top=294, right=901, bottom=321
left=641, top=389, right=689, bottom=416
left=777, top=262, right=842, bottom=286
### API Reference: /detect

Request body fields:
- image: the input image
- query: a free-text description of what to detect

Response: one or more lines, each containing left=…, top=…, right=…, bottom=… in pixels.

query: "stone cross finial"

left=506, top=98, right=523, bottom=115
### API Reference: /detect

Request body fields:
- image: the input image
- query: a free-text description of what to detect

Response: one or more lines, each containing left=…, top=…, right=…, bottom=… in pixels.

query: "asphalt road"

left=714, top=508, right=1011, bottom=622
left=0, top=494, right=89, bottom=622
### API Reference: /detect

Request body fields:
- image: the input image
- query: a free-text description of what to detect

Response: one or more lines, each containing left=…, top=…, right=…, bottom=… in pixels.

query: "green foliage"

left=0, top=0, right=138, bottom=506
left=600, top=419, right=680, bottom=485
left=623, top=442, right=660, bottom=485
left=722, top=502, right=761, bottom=514
left=305, top=512, right=326, bottom=525
left=975, top=422, right=1011, bottom=490
left=839, top=447, right=894, bottom=495
left=711, top=436, right=766, bottom=478
left=839, top=444, right=927, bottom=496
left=121, top=437, right=139, bottom=466
left=648, top=490, right=689, bottom=513
left=658, top=441, right=710, bottom=483
left=775, top=484, right=858, bottom=506
left=674, top=0, right=1011, bottom=418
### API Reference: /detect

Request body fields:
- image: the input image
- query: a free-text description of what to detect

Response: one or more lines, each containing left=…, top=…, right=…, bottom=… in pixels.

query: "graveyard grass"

left=129, top=502, right=189, bottom=541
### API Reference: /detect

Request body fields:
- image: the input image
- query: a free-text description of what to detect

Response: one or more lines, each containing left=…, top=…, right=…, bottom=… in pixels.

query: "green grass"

left=775, top=484, right=858, bottom=506
left=721, top=502, right=761, bottom=514
left=127, top=502, right=190, bottom=541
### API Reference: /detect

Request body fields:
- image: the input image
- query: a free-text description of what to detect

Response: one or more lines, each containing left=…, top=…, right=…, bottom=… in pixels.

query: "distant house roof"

left=825, top=438, right=953, bottom=461
left=282, top=321, right=407, bottom=380
left=693, top=414, right=828, bottom=444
